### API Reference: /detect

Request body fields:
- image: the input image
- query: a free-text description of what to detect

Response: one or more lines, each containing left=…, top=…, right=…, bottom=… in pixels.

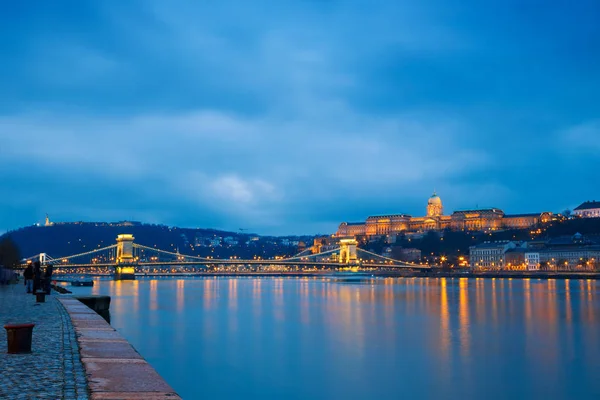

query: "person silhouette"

left=32, top=261, right=42, bottom=294
left=23, top=264, right=34, bottom=293
left=44, top=264, right=54, bottom=295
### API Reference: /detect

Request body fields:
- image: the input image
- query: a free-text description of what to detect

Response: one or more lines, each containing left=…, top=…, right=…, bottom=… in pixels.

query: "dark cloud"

left=0, top=0, right=599, bottom=234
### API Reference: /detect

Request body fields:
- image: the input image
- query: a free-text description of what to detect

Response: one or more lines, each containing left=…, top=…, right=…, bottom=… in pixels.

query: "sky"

left=1, top=0, right=599, bottom=235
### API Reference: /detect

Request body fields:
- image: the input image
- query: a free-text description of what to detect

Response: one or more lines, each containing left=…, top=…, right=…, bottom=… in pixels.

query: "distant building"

left=573, top=201, right=600, bottom=218
left=311, top=236, right=339, bottom=254
left=337, top=193, right=552, bottom=237
left=469, top=241, right=521, bottom=269
left=504, top=248, right=527, bottom=269
left=521, top=233, right=599, bottom=270
left=537, top=246, right=600, bottom=269
left=337, top=222, right=368, bottom=236
left=525, top=252, right=540, bottom=270
left=502, top=213, right=553, bottom=229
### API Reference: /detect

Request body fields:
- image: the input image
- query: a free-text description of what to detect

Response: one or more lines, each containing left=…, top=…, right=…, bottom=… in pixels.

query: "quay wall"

left=58, top=297, right=181, bottom=399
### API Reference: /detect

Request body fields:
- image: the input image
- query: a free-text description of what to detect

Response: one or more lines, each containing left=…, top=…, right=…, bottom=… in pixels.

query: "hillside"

left=1, top=222, right=312, bottom=261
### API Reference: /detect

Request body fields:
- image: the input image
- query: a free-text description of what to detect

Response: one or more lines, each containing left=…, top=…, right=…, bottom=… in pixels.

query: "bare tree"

left=0, top=237, right=21, bottom=269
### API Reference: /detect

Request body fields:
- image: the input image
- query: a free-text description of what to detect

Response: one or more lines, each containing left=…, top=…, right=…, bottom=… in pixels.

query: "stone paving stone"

left=0, top=284, right=89, bottom=399
left=69, top=313, right=105, bottom=321
left=79, top=341, right=143, bottom=360
left=83, top=358, right=175, bottom=393
left=72, top=319, right=115, bottom=329
left=91, top=392, right=181, bottom=399
left=76, top=329, right=125, bottom=341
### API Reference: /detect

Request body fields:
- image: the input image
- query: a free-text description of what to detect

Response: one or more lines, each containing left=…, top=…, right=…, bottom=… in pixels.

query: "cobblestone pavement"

left=0, top=284, right=88, bottom=399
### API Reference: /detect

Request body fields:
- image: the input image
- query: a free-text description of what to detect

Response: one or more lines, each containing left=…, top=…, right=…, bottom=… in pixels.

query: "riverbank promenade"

left=1, top=284, right=181, bottom=399
left=0, top=284, right=88, bottom=399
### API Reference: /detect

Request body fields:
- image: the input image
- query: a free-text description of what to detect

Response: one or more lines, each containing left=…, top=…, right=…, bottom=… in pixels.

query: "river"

left=67, top=276, right=600, bottom=399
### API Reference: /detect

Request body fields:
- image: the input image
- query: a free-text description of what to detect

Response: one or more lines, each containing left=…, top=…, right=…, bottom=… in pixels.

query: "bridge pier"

left=114, top=265, right=136, bottom=280
left=115, top=234, right=137, bottom=280
left=339, top=238, right=359, bottom=266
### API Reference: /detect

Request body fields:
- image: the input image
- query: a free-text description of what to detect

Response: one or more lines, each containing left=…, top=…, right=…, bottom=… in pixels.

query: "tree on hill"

left=0, top=237, right=21, bottom=269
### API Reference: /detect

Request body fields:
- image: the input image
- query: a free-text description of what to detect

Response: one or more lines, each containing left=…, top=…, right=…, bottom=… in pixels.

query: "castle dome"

left=428, top=192, right=442, bottom=205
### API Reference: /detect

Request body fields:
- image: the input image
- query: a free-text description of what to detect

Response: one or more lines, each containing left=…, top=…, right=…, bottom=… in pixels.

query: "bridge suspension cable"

left=356, top=248, right=421, bottom=266
left=38, top=244, right=117, bottom=263
left=132, top=244, right=211, bottom=261
left=289, top=248, right=313, bottom=258
left=133, top=243, right=341, bottom=263
left=285, top=247, right=340, bottom=261
left=52, top=244, right=118, bottom=262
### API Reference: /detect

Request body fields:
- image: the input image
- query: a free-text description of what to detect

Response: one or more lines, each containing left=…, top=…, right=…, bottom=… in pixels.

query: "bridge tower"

left=338, top=238, right=359, bottom=265
left=115, top=234, right=136, bottom=280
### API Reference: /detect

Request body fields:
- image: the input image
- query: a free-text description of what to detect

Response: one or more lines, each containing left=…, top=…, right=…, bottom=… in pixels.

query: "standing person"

left=32, top=261, right=42, bottom=294
left=23, top=264, right=34, bottom=293
left=44, top=264, right=54, bottom=295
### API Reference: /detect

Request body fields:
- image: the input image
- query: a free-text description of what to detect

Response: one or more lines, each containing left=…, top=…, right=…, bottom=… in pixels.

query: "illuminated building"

left=469, top=241, right=520, bottom=269
left=535, top=246, right=600, bottom=269
left=525, top=252, right=540, bottom=270
left=336, top=192, right=552, bottom=236
left=573, top=201, right=600, bottom=218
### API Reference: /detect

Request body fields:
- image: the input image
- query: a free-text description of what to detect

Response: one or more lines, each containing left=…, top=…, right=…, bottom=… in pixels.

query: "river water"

left=68, top=276, right=600, bottom=399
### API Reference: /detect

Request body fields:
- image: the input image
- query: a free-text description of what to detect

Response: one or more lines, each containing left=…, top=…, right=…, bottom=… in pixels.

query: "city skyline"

left=8, top=190, right=595, bottom=237
left=1, top=1, right=599, bottom=235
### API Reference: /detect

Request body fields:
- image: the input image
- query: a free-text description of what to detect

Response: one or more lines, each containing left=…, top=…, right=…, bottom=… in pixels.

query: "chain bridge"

left=21, top=234, right=430, bottom=280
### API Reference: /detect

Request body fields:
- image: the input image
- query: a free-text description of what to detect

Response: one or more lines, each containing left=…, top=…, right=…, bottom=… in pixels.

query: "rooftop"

left=538, top=245, right=600, bottom=253
left=453, top=208, right=504, bottom=215
left=367, top=214, right=412, bottom=219
left=470, top=240, right=515, bottom=249
left=504, top=213, right=546, bottom=218
left=574, top=201, right=600, bottom=211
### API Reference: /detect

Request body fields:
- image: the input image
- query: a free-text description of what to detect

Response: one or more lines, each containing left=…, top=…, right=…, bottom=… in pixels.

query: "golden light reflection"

left=112, top=281, right=123, bottom=315
left=274, top=279, right=284, bottom=321
left=565, top=279, right=571, bottom=324
left=458, top=278, right=470, bottom=359
left=176, top=279, right=185, bottom=312
left=252, top=279, right=262, bottom=318
left=132, top=280, right=139, bottom=313
left=491, top=279, right=498, bottom=326
left=228, top=279, right=238, bottom=333
left=203, top=278, right=214, bottom=311
left=439, top=278, right=450, bottom=359
left=587, top=280, right=594, bottom=324
left=523, top=279, right=532, bottom=336
left=149, top=279, right=158, bottom=310
left=115, top=280, right=122, bottom=297
left=300, top=280, right=310, bottom=325
left=228, top=279, right=238, bottom=311
left=475, top=278, right=485, bottom=323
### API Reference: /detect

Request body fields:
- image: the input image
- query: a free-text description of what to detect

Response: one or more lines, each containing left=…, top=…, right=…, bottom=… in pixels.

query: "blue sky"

left=1, top=0, right=599, bottom=235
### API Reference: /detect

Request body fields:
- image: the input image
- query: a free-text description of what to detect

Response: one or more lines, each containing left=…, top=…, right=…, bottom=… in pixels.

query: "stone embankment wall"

left=59, top=297, right=181, bottom=399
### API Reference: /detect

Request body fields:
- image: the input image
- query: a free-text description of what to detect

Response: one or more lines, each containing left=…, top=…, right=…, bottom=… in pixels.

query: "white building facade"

left=469, top=241, right=518, bottom=269
left=573, top=201, right=600, bottom=218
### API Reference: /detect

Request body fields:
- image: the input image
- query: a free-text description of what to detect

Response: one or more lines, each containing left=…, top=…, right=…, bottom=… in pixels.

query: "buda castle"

left=337, top=193, right=553, bottom=237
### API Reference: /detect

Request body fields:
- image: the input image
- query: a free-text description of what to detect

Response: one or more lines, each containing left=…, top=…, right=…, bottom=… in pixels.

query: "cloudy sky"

left=1, top=1, right=599, bottom=235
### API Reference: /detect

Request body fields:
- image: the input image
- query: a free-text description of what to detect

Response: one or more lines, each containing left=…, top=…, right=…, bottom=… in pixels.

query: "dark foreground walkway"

left=0, top=284, right=88, bottom=399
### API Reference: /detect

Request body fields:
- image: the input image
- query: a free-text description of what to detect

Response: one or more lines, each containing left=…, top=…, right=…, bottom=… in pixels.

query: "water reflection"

left=71, top=277, right=600, bottom=400
left=458, top=278, right=470, bottom=359
left=439, top=278, right=450, bottom=363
